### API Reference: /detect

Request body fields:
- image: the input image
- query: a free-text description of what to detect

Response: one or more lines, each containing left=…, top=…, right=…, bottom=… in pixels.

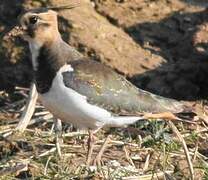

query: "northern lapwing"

left=6, top=5, right=191, bottom=165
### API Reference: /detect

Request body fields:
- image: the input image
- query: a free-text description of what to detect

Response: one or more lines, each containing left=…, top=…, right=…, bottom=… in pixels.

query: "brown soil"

left=1, top=0, right=208, bottom=100
left=92, top=0, right=208, bottom=100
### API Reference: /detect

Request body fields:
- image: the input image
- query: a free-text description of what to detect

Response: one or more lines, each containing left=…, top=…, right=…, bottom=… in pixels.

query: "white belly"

left=39, top=89, right=109, bottom=129
left=39, top=66, right=112, bottom=129
left=39, top=65, right=142, bottom=130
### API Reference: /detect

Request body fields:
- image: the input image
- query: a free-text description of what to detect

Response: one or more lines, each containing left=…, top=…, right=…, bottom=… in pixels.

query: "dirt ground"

left=1, top=0, right=208, bottom=179
left=1, top=0, right=208, bottom=100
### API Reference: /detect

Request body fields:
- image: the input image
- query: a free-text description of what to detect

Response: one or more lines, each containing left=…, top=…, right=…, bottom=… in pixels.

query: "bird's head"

left=19, top=9, right=59, bottom=46
left=4, top=4, right=78, bottom=47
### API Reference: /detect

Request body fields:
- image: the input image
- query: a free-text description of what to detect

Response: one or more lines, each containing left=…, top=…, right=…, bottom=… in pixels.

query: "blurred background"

left=1, top=0, right=208, bottom=101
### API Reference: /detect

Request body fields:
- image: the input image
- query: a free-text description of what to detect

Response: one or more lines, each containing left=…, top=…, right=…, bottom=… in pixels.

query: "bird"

left=6, top=5, right=192, bottom=166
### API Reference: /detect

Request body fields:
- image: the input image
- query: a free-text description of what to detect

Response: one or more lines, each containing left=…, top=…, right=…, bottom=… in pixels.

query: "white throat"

left=29, top=41, right=42, bottom=71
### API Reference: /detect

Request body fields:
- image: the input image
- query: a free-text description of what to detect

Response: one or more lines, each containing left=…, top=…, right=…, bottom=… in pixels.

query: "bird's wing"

left=62, top=59, right=185, bottom=115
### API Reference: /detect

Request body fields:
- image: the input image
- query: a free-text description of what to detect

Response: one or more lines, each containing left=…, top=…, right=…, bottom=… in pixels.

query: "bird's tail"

left=136, top=89, right=192, bottom=114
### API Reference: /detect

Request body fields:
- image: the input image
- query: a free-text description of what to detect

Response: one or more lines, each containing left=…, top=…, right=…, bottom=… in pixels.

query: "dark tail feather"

left=175, top=103, right=196, bottom=120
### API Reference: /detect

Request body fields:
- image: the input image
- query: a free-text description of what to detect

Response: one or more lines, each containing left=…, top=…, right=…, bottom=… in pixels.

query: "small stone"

left=107, top=160, right=121, bottom=167
left=131, top=154, right=142, bottom=161
left=89, top=165, right=97, bottom=172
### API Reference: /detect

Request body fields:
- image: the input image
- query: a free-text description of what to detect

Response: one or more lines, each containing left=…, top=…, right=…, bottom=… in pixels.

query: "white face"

left=19, top=11, right=58, bottom=70
left=20, top=13, right=39, bottom=41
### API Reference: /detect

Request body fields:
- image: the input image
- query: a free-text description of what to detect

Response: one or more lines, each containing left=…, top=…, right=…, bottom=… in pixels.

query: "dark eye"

left=29, top=16, right=38, bottom=25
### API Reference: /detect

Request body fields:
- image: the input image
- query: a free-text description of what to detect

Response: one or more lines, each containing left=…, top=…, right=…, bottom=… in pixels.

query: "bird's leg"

left=54, top=118, right=63, bottom=158
left=86, top=129, right=96, bottom=166
left=93, top=134, right=111, bottom=166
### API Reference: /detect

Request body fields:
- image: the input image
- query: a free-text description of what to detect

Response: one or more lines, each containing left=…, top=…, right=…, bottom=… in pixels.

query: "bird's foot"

left=93, top=135, right=111, bottom=167
left=54, top=119, right=63, bottom=158
left=55, top=134, right=63, bottom=158
left=86, top=130, right=96, bottom=166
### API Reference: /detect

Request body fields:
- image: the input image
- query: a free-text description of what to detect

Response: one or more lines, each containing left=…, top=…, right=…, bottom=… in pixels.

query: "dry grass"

left=0, top=87, right=208, bottom=179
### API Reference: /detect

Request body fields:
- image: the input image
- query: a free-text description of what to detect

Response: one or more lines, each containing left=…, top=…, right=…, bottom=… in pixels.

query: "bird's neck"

left=29, top=39, right=66, bottom=94
left=29, top=37, right=83, bottom=94
left=29, top=38, right=82, bottom=71
left=29, top=41, right=43, bottom=71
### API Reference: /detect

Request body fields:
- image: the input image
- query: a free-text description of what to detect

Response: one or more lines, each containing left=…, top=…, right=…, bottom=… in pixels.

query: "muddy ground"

left=1, top=0, right=208, bottom=100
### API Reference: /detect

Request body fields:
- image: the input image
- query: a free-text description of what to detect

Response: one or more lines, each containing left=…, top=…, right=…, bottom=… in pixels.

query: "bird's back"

left=62, top=60, right=186, bottom=116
